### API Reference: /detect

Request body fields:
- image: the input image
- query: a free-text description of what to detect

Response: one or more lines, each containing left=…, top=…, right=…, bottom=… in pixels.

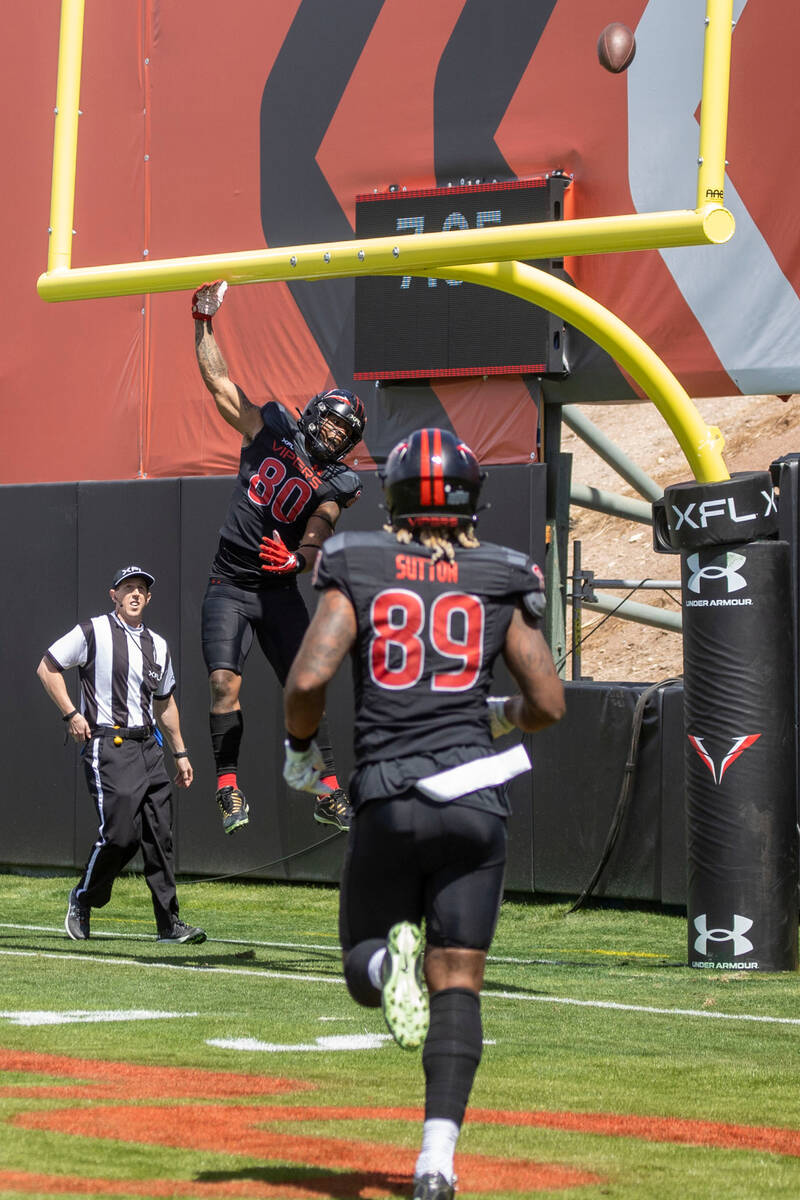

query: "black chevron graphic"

left=433, top=0, right=558, bottom=185
left=260, top=0, right=461, bottom=458
left=433, top=0, right=632, bottom=405
left=259, top=0, right=633, bottom=462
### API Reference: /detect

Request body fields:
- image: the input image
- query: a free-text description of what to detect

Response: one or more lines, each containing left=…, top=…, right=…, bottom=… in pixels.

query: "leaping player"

left=191, top=280, right=366, bottom=836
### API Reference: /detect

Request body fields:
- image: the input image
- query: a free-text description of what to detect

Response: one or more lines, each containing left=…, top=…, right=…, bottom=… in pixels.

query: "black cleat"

left=157, top=919, right=207, bottom=944
left=412, top=1172, right=455, bottom=1200
left=313, top=787, right=353, bottom=831
left=216, top=785, right=249, bottom=834
left=65, top=887, right=90, bottom=940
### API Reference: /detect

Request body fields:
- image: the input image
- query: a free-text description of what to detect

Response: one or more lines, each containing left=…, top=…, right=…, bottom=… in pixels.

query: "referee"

left=36, top=565, right=205, bottom=944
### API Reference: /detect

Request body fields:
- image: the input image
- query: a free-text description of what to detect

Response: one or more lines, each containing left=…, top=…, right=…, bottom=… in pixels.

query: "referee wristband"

left=173, top=750, right=189, bottom=759
left=62, top=709, right=79, bottom=722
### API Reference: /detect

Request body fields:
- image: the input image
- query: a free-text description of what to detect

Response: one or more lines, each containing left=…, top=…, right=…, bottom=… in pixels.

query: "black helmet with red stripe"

left=383, top=428, right=484, bottom=527
left=298, top=388, right=366, bottom=464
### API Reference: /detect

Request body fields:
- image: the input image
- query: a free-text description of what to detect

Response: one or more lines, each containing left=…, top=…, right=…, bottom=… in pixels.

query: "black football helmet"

left=297, top=388, right=366, bottom=464
left=383, top=428, right=485, bottom=527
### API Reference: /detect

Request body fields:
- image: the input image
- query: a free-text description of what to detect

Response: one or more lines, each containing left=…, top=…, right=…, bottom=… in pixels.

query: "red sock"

left=320, top=774, right=338, bottom=791
left=217, top=772, right=237, bottom=790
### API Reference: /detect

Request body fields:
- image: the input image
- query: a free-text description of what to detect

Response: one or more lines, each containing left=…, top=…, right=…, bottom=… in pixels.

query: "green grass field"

left=1, top=869, right=799, bottom=1199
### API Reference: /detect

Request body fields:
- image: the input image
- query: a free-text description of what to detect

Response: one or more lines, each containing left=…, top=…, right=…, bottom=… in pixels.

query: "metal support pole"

left=570, top=593, right=683, bottom=634
left=562, top=405, right=663, bottom=502
left=571, top=540, right=583, bottom=681
left=570, top=482, right=653, bottom=525
left=543, top=401, right=570, bottom=672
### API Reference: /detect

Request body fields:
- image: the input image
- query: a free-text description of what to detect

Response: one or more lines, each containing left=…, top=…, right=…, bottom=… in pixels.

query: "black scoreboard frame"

left=354, top=174, right=570, bottom=382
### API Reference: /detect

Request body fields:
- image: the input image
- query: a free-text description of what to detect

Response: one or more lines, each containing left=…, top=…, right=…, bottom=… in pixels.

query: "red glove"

left=259, top=531, right=302, bottom=574
left=191, top=280, right=228, bottom=321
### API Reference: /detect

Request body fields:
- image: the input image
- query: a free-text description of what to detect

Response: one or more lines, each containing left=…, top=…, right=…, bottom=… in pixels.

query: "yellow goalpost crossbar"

left=37, top=0, right=736, bottom=483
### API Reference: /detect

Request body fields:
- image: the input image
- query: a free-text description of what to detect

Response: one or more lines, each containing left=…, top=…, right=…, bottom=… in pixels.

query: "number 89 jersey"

left=314, top=529, right=546, bottom=763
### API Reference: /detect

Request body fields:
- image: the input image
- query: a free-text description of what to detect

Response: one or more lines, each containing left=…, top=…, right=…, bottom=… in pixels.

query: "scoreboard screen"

left=354, top=175, right=569, bottom=382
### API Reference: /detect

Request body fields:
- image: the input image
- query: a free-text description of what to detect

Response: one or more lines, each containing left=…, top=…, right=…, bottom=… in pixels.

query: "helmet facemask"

left=298, top=389, right=366, bottom=464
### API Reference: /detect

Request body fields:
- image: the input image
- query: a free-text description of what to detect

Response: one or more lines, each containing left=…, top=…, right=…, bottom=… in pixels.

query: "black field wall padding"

left=663, top=470, right=798, bottom=971
left=3, top=469, right=695, bottom=902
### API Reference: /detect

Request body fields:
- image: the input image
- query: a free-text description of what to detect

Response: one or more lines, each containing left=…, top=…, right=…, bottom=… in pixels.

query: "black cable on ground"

left=178, top=827, right=344, bottom=886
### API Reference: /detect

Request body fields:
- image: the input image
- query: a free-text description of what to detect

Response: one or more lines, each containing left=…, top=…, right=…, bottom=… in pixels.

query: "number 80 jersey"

left=314, top=529, right=546, bottom=763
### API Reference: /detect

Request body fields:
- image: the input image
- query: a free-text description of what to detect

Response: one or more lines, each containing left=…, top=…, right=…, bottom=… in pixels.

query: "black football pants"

left=77, top=734, right=179, bottom=932
left=201, top=575, right=335, bottom=772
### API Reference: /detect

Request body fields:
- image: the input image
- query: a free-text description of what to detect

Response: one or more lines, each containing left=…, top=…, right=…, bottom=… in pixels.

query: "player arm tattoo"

left=284, top=587, right=357, bottom=739
left=194, top=321, right=261, bottom=440
left=501, top=605, right=566, bottom=732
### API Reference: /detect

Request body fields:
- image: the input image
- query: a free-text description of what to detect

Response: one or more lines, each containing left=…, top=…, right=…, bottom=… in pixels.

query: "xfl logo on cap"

left=686, top=551, right=747, bottom=594
left=693, top=913, right=754, bottom=957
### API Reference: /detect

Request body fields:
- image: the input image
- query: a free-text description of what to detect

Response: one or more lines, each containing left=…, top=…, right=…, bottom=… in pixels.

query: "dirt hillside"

left=561, top=394, right=800, bottom=682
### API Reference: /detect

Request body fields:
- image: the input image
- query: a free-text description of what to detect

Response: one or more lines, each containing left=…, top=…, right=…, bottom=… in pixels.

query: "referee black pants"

left=77, top=735, right=179, bottom=931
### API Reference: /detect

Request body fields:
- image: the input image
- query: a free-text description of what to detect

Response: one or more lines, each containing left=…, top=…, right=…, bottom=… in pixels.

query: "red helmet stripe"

left=432, top=427, right=446, bottom=506
left=420, top=428, right=432, bottom=506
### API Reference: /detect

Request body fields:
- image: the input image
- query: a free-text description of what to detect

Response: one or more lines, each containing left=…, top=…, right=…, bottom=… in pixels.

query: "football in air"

left=597, top=22, right=636, bottom=73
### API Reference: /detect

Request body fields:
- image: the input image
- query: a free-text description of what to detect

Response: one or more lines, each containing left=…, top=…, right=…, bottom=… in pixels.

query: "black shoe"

left=65, top=887, right=90, bottom=940
left=313, top=788, right=353, bottom=831
left=157, top=919, right=207, bottom=944
left=412, top=1172, right=455, bottom=1200
left=216, top=785, right=249, bottom=834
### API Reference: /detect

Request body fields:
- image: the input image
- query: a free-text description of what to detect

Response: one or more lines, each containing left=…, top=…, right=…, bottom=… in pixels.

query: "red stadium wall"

left=4, top=0, right=799, bottom=485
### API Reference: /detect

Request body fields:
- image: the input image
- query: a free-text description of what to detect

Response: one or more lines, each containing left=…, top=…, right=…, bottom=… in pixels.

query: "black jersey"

left=214, top=402, right=362, bottom=589
left=314, top=529, right=545, bottom=763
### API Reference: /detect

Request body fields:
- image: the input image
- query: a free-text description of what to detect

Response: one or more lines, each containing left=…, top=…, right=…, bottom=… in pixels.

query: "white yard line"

left=0, top=922, right=339, bottom=952
left=0, top=948, right=340, bottom=986
left=0, top=944, right=798, bottom=1028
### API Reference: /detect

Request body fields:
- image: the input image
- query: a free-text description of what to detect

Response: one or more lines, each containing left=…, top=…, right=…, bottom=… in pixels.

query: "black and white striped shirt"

left=45, top=612, right=176, bottom=729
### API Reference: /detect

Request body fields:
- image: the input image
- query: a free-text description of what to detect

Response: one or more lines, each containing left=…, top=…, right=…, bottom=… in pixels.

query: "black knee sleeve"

left=422, top=987, right=483, bottom=1125
left=210, top=711, right=244, bottom=774
left=343, top=938, right=386, bottom=1007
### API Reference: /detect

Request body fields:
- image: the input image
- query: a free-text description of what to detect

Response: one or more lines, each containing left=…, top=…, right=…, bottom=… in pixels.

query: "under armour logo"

left=686, top=551, right=747, bottom=594
left=693, top=913, right=754, bottom=957
left=688, top=734, right=761, bottom=784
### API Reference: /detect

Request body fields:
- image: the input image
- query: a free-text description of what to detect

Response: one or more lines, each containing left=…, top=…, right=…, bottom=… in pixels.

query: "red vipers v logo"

left=688, top=734, right=761, bottom=784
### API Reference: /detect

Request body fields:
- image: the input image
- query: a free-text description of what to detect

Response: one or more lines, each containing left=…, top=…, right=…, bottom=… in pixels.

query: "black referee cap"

left=112, top=565, right=155, bottom=589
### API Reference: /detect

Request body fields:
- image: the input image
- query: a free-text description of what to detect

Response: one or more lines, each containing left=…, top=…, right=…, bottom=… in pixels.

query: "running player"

left=283, top=428, right=565, bottom=1200
left=192, top=281, right=365, bottom=836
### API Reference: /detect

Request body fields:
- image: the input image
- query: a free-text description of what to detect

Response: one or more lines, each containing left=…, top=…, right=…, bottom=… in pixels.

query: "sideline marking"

left=0, top=948, right=340, bottom=985
left=0, top=948, right=797, bottom=1028
left=0, top=1009, right=197, bottom=1027
left=488, top=990, right=800, bottom=1026
left=207, top=1033, right=393, bottom=1052
left=208, top=1030, right=497, bottom=1054
left=0, top=922, right=340, bottom=951
left=0, top=922, right=663, bottom=959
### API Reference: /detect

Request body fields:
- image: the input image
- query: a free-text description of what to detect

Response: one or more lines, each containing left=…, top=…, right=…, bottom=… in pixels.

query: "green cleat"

left=381, top=921, right=429, bottom=1050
